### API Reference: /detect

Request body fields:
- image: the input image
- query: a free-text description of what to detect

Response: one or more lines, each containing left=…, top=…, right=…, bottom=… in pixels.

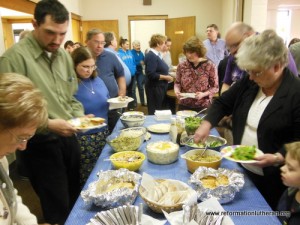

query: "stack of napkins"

left=155, top=110, right=172, bottom=121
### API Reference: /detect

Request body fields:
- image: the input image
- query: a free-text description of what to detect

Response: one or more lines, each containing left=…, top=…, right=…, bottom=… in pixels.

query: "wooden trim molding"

left=0, top=0, right=36, bottom=15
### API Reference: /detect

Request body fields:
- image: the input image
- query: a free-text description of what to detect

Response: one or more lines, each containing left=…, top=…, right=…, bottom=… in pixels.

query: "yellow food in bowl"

left=95, top=178, right=135, bottom=194
left=181, top=149, right=222, bottom=173
left=110, top=151, right=145, bottom=171
left=200, top=175, right=229, bottom=189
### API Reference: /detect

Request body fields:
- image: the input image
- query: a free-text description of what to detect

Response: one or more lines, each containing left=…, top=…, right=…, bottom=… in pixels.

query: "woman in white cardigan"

left=0, top=73, right=49, bottom=225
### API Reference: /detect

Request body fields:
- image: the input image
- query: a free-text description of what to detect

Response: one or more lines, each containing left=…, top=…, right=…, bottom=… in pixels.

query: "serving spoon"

left=194, top=108, right=207, bottom=117
left=200, top=144, right=208, bottom=157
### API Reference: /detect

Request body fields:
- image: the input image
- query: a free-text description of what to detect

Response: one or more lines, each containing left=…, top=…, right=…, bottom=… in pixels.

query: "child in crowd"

left=277, top=142, right=300, bottom=225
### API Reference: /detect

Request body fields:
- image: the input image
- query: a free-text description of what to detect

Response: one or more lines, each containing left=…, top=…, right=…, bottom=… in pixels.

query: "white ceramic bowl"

left=120, top=115, right=146, bottom=128
left=146, top=141, right=179, bottom=165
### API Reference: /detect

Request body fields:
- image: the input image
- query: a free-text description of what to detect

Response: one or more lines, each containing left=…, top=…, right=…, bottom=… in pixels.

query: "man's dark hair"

left=34, top=0, right=69, bottom=25
left=104, top=32, right=115, bottom=48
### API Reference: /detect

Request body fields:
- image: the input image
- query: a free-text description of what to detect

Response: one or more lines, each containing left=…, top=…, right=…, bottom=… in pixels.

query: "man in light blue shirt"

left=203, top=24, right=228, bottom=67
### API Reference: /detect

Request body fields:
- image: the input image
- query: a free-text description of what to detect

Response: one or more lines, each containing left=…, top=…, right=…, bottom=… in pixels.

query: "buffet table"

left=65, top=116, right=281, bottom=225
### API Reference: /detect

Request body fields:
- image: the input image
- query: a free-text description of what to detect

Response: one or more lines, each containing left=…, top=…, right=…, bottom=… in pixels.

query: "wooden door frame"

left=71, top=13, right=82, bottom=43
left=0, top=0, right=36, bottom=15
left=128, top=15, right=168, bottom=47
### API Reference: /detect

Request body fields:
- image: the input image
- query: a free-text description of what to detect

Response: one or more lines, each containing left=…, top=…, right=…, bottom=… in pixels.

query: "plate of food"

left=107, top=96, right=134, bottom=110
left=69, top=117, right=106, bottom=132
left=220, top=145, right=264, bottom=163
left=147, top=124, right=170, bottom=133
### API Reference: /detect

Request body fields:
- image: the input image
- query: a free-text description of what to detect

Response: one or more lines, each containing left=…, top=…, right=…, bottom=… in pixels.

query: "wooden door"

left=165, top=16, right=195, bottom=65
left=71, top=13, right=82, bottom=43
left=82, top=20, right=119, bottom=43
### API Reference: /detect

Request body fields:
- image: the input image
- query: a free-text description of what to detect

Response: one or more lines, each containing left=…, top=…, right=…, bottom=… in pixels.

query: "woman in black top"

left=144, top=34, right=173, bottom=115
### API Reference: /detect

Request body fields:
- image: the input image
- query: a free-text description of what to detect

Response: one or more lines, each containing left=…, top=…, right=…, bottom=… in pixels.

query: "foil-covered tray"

left=81, top=168, right=142, bottom=208
left=189, top=167, right=244, bottom=204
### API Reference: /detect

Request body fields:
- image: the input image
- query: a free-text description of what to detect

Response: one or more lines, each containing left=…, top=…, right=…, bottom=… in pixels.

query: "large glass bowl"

left=106, top=127, right=146, bottom=152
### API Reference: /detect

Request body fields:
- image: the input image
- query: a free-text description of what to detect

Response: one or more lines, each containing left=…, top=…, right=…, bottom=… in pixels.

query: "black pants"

left=145, top=82, right=168, bottom=115
left=108, top=109, right=121, bottom=133
left=20, top=132, right=81, bottom=224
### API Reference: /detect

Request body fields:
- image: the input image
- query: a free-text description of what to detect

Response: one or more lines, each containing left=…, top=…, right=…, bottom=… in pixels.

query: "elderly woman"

left=174, top=36, right=218, bottom=111
left=0, top=73, right=48, bottom=224
left=144, top=34, right=174, bottom=115
left=194, top=30, right=300, bottom=210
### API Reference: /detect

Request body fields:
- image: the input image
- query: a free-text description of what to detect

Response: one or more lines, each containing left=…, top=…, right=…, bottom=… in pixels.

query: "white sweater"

left=0, top=157, right=37, bottom=225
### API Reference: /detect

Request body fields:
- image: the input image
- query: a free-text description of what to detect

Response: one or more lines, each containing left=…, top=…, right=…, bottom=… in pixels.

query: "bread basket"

left=139, top=179, right=186, bottom=214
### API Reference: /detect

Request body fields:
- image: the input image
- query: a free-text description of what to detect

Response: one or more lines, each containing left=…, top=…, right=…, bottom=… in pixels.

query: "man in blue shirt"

left=86, top=29, right=126, bottom=132
left=203, top=24, right=228, bottom=67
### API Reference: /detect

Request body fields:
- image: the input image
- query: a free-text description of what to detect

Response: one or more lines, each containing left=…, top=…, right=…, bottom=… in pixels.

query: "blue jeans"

left=135, top=71, right=145, bottom=105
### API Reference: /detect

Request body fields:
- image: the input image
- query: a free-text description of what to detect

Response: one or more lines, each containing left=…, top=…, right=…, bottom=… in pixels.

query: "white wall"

left=131, top=20, right=165, bottom=53
left=79, top=0, right=225, bottom=40
left=290, top=9, right=300, bottom=40
left=244, top=0, right=268, bottom=32
left=220, top=0, right=236, bottom=36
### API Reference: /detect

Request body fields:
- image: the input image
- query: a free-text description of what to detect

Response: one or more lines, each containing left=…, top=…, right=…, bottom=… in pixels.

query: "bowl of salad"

left=181, top=135, right=227, bottom=151
left=184, top=116, right=203, bottom=135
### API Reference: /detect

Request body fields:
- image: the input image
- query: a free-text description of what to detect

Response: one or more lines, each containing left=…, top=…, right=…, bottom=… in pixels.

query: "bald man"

left=221, top=22, right=298, bottom=94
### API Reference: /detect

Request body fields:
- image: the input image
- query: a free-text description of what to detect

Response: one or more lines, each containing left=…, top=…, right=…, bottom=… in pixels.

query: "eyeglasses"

left=92, top=40, right=106, bottom=46
left=244, top=69, right=264, bottom=77
left=8, top=130, right=34, bottom=144
left=227, top=41, right=241, bottom=51
left=81, top=65, right=97, bottom=71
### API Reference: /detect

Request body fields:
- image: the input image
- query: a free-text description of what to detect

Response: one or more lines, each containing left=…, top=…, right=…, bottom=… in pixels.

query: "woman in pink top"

left=174, top=36, right=219, bottom=111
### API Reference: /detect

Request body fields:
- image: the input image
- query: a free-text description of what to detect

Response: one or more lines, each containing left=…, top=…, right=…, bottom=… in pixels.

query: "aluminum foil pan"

left=81, top=168, right=142, bottom=208
left=189, top=167, right=244, bottom=204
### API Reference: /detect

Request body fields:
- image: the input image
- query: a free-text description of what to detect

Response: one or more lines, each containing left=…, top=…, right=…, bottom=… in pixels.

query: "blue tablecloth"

left=65, top=116, right=281, bottom=225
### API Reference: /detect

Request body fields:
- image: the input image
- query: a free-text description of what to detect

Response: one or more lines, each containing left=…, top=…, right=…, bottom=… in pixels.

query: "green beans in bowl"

left=106, top=127, right=146, bottom=152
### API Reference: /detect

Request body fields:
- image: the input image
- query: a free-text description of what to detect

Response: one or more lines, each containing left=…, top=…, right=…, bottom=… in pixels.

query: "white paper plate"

left=69, top=117, right=106, bottom=133
left=147, top=124, right=170, bottom=133
left=221, top=145, right=264, bottom=163
left=107, top=97, right=134, bottom=110
left=180, top=93, right=196, bottom=99
left=176, top=110, right=197, bottom=118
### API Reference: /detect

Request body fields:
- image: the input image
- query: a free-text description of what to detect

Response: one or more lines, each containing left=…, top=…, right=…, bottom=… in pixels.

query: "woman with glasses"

left=71, top=47, right=110, bottom=186
left=0, top=73, right=48, bottom=224
left=194, top=29, right=300, bottom=210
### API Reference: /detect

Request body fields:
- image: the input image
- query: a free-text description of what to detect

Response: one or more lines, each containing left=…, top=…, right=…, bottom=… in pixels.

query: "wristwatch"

left=273, top=152, right=283, bottom=167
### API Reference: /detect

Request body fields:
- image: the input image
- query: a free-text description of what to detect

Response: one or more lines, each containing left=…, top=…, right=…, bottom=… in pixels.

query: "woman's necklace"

left=81, top=79, right=95, bottom=94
